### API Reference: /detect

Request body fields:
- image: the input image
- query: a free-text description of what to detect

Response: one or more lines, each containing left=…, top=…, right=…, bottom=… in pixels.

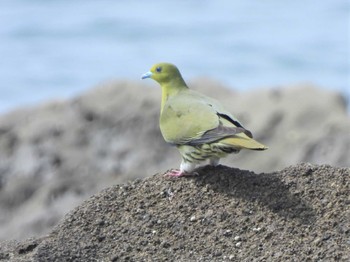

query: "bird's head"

left=142, top=62, right=185, bottom=86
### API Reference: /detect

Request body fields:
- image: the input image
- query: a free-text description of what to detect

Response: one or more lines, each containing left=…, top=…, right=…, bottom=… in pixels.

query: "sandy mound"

left=0, top=80, right=349, bottom=240
left=1, top=163, right=349, bottom=261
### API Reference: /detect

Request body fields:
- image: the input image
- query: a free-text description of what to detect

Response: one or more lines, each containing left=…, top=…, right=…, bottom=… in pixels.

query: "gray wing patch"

left=186, top=124, right=251, bottom=146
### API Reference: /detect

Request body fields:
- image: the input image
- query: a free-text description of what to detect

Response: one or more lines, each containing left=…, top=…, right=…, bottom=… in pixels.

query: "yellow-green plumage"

left=142, top=62, right=267, bottom=177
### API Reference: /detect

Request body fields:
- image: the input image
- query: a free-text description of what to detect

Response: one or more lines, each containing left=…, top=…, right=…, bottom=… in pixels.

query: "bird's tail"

left=220, top=133, right=268, bottom=151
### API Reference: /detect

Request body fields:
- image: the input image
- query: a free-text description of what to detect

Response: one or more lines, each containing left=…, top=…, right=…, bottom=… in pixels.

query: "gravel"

left=1, top=163, right=349, bottom=261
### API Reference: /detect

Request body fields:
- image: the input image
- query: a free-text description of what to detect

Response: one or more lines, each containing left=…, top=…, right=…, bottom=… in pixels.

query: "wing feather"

left=159, top=90, right=251, bottom=145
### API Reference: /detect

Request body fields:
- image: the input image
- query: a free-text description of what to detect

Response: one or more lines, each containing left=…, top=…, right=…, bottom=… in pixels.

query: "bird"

left=142, top=62, right=267, bottom=177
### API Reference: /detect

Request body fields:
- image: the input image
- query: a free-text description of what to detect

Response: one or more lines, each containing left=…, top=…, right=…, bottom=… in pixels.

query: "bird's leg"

left=209, top=157, right=220, bottom=166
left=164, top=160, right=196, bottom=177
left=165, top=169, right=187, bottom=177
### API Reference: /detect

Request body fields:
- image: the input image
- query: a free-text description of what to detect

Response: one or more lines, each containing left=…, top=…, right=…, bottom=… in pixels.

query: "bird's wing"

left=160, top=90, right=250, bottom=145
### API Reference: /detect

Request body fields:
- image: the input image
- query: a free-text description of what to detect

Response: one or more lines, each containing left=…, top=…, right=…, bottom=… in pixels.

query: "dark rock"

left=1, top=163, right=348, bottom=261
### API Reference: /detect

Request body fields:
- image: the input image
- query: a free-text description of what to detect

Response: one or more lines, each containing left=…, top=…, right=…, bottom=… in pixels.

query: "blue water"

left=0, top=0, right=349, bottom=112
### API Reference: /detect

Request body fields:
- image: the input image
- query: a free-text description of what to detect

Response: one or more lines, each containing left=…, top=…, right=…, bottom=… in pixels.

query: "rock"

left=0, top=163, right=349, bottom=261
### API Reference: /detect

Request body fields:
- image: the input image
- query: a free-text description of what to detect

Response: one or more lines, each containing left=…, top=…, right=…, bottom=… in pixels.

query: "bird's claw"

left=164, top=169, right=198, bottom=177
left=164, top=169, right=187, bottom=177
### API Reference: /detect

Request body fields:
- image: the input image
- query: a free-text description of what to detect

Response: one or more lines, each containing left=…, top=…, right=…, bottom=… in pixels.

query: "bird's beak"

left=141, top=71, right=152, bottom=79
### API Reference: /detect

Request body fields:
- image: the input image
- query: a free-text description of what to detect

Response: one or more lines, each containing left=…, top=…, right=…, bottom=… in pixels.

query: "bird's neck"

left=160, top=78, right=188, bottom=113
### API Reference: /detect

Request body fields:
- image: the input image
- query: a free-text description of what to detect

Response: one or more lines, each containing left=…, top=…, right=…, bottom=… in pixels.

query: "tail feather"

left=220, top=133, right=268, bottom=150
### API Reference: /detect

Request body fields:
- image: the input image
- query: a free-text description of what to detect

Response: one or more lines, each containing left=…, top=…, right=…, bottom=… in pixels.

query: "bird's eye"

left=156, top=67, right=162, bottom=73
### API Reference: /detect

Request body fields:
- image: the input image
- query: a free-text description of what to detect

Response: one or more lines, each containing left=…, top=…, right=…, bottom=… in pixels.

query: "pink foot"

left=164, top=169, right=188, bottom=177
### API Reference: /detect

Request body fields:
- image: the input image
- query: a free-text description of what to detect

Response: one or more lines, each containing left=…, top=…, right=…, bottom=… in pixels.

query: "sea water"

left=0, top=0, right=349, bottom=112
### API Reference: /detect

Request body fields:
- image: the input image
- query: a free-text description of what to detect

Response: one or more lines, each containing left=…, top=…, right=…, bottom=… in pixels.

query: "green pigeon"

left=142, top=62, right=267, bottom=177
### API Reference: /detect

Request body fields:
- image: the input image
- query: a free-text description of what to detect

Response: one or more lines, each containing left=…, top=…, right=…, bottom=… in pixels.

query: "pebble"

left=252, top=227, right=261, bottom=232
left=223, top=229, right=232, bottom=236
